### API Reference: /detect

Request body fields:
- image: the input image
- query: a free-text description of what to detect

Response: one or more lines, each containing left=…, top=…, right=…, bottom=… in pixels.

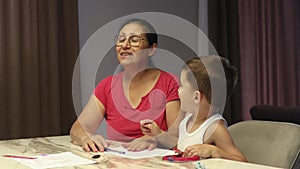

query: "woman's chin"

left=120, top=59, right=132, bottom=66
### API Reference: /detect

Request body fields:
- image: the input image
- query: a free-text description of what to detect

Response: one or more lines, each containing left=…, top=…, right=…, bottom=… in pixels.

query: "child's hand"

left=183, top=144, right=215, bottom=158
left=140, top=119, right=163, bottom=137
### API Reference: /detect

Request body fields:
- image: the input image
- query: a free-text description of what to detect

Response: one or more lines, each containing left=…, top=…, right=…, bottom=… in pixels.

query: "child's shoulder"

left=204, top=118, right=228, bottom=143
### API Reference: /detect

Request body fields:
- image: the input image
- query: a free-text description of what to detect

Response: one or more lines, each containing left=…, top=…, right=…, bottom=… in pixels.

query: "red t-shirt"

left=94, top=70, right=179, bottom=142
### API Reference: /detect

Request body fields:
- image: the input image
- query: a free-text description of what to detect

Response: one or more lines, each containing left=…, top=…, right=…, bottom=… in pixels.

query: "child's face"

left=178, top=69, right=197, bottom=112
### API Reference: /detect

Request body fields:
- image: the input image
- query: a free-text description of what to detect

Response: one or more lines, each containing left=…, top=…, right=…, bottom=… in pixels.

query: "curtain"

left=0, top=0, right=79, bottom=139
left=208, top=0, right=300, bottom=122
left=208, top=0, right=242, bottom=124
left=238, top=0, right=300, bottom=119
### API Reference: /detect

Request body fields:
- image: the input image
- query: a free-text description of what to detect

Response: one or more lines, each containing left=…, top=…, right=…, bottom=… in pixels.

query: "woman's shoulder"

left=95, top=76, right=112, bottom=87
left=95, top=72, right=123, bottom=89
left=98, top=72, right=123, bottom=83
left=159, top=69, right=176, bottom=76
left=158, top=69, right=179, bottom=81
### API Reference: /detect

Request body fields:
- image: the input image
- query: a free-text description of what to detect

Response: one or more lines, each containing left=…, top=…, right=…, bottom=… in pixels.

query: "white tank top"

left=177, top=113, right=227, bottom=151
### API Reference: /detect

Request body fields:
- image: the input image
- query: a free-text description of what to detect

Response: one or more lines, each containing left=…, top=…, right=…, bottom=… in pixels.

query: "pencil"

left=2, top=155, right=37, bottom=159
left=104, top=147, right=126, bottom=154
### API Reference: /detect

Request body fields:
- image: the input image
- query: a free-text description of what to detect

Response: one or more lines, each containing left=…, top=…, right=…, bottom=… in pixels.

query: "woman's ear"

left=147, top=43, right=157, bottom=56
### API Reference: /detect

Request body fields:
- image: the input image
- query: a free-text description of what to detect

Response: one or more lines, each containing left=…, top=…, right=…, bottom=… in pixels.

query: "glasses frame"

left=114, top=34, right=148, bottom=47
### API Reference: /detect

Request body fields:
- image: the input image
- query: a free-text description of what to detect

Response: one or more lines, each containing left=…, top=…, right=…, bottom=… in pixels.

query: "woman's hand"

left=122, top=137, right=158, bottom=151
left=140, top=119, right=163, bottom=137
left=79, top=134, right=108, bottom=152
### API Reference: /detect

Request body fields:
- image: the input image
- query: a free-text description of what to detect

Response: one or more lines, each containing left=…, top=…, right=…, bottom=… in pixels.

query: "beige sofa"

left=228, top=120, right=300, bottom=169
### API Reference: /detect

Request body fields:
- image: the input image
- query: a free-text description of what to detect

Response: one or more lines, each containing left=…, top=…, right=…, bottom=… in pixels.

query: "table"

left=0, top=135, right=283, bottom=169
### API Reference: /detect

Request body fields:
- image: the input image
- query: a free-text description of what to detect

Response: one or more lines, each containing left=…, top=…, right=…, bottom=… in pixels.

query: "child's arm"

left=123, top=111, right=186, bottom=151
left=183, top=121, right=247, bottom=162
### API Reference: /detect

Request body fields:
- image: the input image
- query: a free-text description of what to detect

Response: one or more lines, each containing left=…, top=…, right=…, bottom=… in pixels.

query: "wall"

left=76, top=0, right=208, bottom=137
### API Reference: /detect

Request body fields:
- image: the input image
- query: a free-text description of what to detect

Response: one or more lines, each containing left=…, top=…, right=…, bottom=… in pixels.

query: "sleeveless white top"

left=177, top=113, right=227, bottom=151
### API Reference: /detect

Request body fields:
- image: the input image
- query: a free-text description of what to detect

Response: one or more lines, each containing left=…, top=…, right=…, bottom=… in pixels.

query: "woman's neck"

left=123, top=60, right=157, bottom=82
left=123, top=63, right=149, bottom=78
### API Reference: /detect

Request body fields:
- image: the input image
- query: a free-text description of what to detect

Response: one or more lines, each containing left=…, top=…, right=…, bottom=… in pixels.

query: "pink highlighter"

left=162, top=154, right=200, bottom=162
left=162, top=148, right=200, bottom=162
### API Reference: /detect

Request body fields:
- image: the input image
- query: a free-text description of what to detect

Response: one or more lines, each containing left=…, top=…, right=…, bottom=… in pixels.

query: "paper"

left=104, top=145, right=176, bottom=159
left=8, top=152, right=96, bottom=169
left=115, top=148, right=176, bottom=159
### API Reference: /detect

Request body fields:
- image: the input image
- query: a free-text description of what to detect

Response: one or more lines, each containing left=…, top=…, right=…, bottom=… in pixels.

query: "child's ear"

left=194, top=91, right=201, bottom=103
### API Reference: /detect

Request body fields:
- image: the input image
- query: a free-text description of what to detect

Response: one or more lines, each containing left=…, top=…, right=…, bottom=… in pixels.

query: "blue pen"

left=104, top=147, right=126, bottom=154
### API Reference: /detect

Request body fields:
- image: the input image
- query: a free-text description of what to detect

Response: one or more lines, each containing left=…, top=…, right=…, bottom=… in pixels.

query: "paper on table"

left=104, top=146, right=176, bottom=159
left=9, top=152, right=96, bottom=169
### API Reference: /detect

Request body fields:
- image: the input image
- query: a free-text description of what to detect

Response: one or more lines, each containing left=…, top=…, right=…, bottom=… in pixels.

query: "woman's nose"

left=121, top=39, right=131, bottom=48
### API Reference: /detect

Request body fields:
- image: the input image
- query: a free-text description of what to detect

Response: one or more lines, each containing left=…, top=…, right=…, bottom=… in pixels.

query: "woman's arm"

left=165, top=100, right=181, bottom=129
left=70, top=95, right=107, bottom=152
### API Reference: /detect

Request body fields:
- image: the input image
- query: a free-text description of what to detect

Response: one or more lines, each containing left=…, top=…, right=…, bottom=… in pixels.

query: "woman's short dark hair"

left=119, top=18, right=158, bottom=46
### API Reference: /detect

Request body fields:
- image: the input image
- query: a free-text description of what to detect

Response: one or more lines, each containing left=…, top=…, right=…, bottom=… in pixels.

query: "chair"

left=250, top=105, right=300, bottom=125
left=228, top=120, right=300, bottom=169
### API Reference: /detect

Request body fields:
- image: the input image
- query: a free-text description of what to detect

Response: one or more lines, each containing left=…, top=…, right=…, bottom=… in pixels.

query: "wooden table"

left=0, top=135, right=283, bottom=169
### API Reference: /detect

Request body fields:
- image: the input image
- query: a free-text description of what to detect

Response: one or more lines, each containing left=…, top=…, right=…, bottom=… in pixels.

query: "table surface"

left=0, top=135, right=283, bottom=169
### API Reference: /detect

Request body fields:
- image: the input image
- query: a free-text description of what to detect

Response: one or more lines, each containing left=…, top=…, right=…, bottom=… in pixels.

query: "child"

left=125, top=56, right=246, bottom=162
left=176, top=56, right=246, bottom=162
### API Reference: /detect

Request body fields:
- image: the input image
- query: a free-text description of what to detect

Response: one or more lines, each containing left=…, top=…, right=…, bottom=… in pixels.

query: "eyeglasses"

left=114, top=34, right=147, bottom=47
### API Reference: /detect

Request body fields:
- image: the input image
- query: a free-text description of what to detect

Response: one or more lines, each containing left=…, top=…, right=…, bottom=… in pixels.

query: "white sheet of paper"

left=10, top=152, right=96, bottom=169
left=104, top=146, right=176, bottom=159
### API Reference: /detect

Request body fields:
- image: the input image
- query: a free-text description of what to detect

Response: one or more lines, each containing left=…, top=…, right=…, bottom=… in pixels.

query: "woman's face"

left=115, top=23, right=154, bottom=66
left=178, top=69, right=198, bottom=112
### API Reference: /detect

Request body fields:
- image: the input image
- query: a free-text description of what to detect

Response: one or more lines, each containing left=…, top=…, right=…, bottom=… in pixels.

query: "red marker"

left=2, top=155, right=37, bottom=159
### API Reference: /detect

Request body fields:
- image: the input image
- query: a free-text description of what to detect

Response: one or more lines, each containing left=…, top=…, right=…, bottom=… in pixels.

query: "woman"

left=70, top=19, right=180, bottom=152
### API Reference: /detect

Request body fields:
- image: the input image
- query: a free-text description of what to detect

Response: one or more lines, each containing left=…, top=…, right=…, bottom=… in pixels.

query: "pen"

left=104, top=147, right=126, bottom=154
left=2, top=155, right=37, bottom=159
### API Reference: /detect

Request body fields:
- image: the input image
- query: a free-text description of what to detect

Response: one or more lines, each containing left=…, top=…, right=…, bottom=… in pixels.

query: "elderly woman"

left=70, top=18, right=180, bottom=152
